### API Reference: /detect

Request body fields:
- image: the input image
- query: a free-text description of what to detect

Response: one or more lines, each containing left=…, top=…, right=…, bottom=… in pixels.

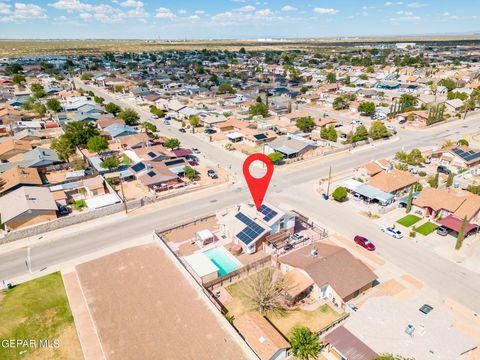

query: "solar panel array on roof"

left=235, top=212, right=266, bottom=245
left=165, top=159, right=184, bottom=166
left=131, top=162, right=146, bottom=172
left=259, top=204, right=278, bottom=221
left=147, top=151, right=157, bottom=159
left=452, top=147, right=480, bottom=162
left=254, top=133, right=268, bottom=140
left=147, top=171, right=156, bottom=177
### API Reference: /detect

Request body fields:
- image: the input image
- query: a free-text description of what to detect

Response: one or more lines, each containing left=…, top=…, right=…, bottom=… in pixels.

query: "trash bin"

left=7, top=283, right=13, bottom=289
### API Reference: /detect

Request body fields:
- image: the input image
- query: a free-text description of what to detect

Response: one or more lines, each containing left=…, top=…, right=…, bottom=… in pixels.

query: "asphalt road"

left=1, top=80, right=479, bottom=312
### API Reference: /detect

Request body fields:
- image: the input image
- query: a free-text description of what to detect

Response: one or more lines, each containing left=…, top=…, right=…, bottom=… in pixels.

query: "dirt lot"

left=75, top=244, right=252, bottom=360
left=162, top=215, right=219, bottom=243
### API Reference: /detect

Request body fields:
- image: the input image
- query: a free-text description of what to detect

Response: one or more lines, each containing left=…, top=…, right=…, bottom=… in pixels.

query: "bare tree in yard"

left=242, top=269, right=285, bottom=315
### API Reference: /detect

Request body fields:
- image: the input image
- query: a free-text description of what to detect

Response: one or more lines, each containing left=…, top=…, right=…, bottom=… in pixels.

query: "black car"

left=204, top=128, right=217, bottom=134
left=419, top=304, right=433, bottom=314
left=437, top=165, right=451, bottom=174
left=179, top=128, right=186, bottom=133
left=283, top=243, right=294, bottom=251
left=58, top=205, right=71, bottom=215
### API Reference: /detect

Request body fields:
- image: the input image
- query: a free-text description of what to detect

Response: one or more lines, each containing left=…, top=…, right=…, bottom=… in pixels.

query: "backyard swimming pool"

left=203, top=247, right=241, bottom=276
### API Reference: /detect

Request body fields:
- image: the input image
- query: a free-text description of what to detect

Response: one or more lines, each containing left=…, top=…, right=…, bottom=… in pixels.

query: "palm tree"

left=289, top=326, right=321, bottom=360
left=242, top=268, right=285, bottom=315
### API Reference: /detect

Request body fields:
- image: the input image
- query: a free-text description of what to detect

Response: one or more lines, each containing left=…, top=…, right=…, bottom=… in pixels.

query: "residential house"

left=278, top=243, right=377, bottom=308
left=234, top=312, right=290, bottom=360
left=0, top=138, right=32, bottom=161
left=367, top=169, right=417, bottom=198
left=357, top=160, right=391, bottom=178
left=325, top=326, right=378, bottom=360
left=0, top=166, right=42, bottom=195
left=104, top=124, right=138, bottom=139
left=397, top=110, right=430, bottom=127
left=444, top=99, right=464, bottom=113
left=96, top=118, right=125, bottom=130
left=412, top=188, right=480, bottom=235
left=0, top=186, right=58, bottom=230
left=429, top=146, right=480, bottom=170
left=217, top=202, right=295, bottom=254
left=136, top=161, right=180, bottom=193
left=264, top=135, right=316, bottom=159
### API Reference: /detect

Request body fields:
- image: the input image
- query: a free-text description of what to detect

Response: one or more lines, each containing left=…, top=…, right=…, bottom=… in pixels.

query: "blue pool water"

left=203, top=248, right=240, bottom=276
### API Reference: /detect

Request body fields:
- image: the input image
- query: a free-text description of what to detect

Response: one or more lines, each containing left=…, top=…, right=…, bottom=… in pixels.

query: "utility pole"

left=326, top=166, right=332, bottom=197
left=26, top=247, right=32, bottom=273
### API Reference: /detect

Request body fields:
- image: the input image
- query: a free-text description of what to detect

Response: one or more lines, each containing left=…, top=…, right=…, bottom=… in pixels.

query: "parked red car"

left=354, top=235, right=376, bottom=251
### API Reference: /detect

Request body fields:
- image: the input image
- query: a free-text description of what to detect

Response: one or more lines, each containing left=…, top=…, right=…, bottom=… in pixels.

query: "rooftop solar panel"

left=165, top=159, right=184, bottom=166
left=235, top=212, right=266, bottom=245
left=131, top=162, right=146, bottom=172
left=259, top=204, right=278, bottom=222
left=452, top=147, right=480, bottom=162
left=147, top=171, right=156, bottom=177
left=254, top=133, right=268, bottom=140
left=147, top=151, right=157, bottom=158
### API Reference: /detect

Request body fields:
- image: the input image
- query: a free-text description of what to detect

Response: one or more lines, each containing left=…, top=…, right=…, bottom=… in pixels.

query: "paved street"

left=0, top=80, right=479, bottom=313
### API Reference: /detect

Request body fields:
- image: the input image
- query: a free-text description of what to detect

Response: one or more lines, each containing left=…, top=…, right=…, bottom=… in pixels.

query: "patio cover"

left=275, top=145, right=297, bottom=156
left=343, top=180, right=394, bottom=204
left=196, top=229, right=214, bottom=243
left=171, top=149, right=193, bottom=157
left=438, top=215, right=478, bottom=233
left=227, top=132, right=244, bottom=140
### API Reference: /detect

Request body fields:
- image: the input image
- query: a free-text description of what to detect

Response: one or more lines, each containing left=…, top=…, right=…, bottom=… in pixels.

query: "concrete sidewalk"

left=63, top=271, right=106, bottom=360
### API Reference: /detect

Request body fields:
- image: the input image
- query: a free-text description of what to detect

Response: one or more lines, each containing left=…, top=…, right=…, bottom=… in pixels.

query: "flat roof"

left=184, top=252, right=219, bottom=277
left=75, top=244, right=255, bottom=360
left=345, top=296, right=478, bottom=360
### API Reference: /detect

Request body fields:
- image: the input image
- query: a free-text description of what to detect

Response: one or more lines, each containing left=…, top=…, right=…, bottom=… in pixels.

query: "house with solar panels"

left=429, top=145, right=480, bottom=171
left=218, top=203, right=295, bottom=255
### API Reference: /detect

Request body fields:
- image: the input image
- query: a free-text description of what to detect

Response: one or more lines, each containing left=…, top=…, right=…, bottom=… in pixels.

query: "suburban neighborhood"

left=1, top=2, right=480, bottom=359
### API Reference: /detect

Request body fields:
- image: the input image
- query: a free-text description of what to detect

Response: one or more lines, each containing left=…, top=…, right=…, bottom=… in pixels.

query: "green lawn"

left=0, top=272, right=82, bottom=359
left=397, top=214, right=422, bottom=227
left=415, top=222, right=439, bottom=236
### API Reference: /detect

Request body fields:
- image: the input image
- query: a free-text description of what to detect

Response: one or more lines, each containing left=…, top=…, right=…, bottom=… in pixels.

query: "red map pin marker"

left=243, top=153, right=274, bottom=210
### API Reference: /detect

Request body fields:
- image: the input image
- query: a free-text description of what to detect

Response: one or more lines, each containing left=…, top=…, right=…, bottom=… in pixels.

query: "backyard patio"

left=222, top=267, right=345, bottom=338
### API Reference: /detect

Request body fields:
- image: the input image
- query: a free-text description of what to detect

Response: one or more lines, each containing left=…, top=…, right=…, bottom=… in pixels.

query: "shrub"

left=332, top=186, right=348, bottom=202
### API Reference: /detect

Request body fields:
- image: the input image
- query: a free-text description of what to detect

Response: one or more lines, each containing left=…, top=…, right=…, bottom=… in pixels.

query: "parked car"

left=381, top=226, right=403, bottom=239
left=436, top=226, right=449, bottom=236
left=179, top=128, right=186, bottom=133
left=207, top=169, right=218, bottom=178
left=290, top=233, right=304, bottom=242
left=399, top=119, right=407, bottom=124
left=419, top=304, right=433, bottom=314
left=188, top=160, right=199, bottom=166
left=57, top=205, right=71, bottom=215
left=351, top=120, right=363, bottom=125
left=163, top=120, right=170, bottom=125
left=150, top=114, right=159, bottom=119
left=204, top=128, right=217, bottom=134
left=386, top=124, right=397, bottom=134
left=192, top=147, right=200, bottom=154
left=437, top=165, right=451, bottom=174
left=283, top=243, right=294, bottom=251
left=187, top=155, right=199, bottom=162
left=354, top=235, right=376, bottom=251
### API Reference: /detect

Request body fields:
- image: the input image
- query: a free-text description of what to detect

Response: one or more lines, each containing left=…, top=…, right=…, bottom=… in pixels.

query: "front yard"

left=415, top=221, right=438, bottom=236
left=397, top=214, right=422, bottom=227
left=224, top=268, right=344, bottom=338
left=0, top=272, right=83, bottom=359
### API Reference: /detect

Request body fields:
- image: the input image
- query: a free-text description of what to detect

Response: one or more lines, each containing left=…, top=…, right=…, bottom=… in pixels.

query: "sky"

left=0, top=0, right=479, bottom=39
